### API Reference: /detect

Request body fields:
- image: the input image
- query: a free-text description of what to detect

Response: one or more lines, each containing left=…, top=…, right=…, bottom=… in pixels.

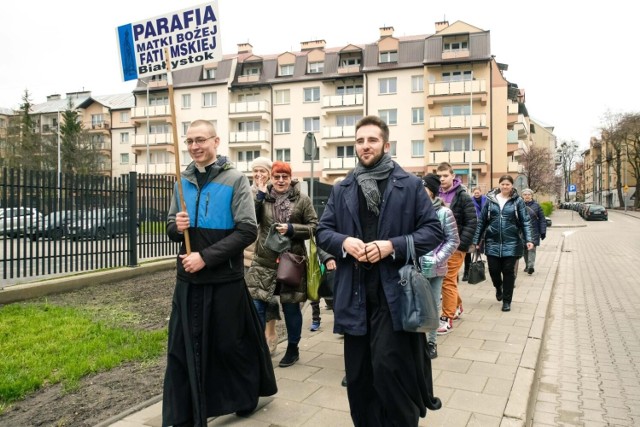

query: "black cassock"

left=162, top=277, right=277, bottom=426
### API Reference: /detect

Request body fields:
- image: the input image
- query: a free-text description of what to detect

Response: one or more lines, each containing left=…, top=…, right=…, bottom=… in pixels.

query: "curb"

left=93, top=394, right=162, bottom=427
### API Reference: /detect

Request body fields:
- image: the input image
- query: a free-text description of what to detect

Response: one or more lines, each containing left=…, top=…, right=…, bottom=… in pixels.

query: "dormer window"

left=444, top=41, right=468, bottom=51
left=279, top=64, right=294, bottom=76
left=242, top=65, right=261, bottom=76
left=379, top=50, right=398, bottom=63
left=308, top=61, right=324, bottom=73
left=340, top=57, right=361, bottom=67
left=204, top=68, right=216, bottom=80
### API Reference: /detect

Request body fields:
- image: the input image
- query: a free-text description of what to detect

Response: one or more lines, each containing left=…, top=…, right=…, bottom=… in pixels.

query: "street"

left=531, top=210, right=640, bottom=425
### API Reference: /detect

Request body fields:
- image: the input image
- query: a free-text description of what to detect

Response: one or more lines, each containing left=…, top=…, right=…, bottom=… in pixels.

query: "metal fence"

left=1, top=168, right=180, bottom=283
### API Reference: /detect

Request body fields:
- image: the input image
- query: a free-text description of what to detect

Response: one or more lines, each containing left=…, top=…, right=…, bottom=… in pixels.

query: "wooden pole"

left=164, top=47, right=191, bottom=254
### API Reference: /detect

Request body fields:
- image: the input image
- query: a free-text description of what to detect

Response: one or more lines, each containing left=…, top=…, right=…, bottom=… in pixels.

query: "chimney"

left=379, top=26, right=394, bottom=38
left=435, top=21, right=449, bottom=32
left=237, top=43, right=253, bottom=54
left=300, top=39, right=326, bottom=51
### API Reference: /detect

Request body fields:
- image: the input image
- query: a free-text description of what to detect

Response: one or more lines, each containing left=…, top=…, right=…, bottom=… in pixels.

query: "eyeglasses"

left=273, top=174, right=290, bottom=181
left=184, top=136, right=215, bottom=146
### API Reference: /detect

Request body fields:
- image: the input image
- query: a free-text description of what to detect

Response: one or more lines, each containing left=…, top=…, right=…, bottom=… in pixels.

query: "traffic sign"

left=568, top=184, right=577, bottom=193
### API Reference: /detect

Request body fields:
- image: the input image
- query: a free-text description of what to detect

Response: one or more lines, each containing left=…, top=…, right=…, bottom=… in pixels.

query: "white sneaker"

left=437, top=317, right=452, bottom=335
left=453, top=305, right=463, bottom=320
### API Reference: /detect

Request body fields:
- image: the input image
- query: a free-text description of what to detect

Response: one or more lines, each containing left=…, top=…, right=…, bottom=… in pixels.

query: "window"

left=91, top=134, right=104, bottom=145
left=412, top=107, right=424, bottom=124
left=279, top=64, right=294, bottom=76
left=202, top=92, right=217, bottom=107
left=275, top=119, right=291, bottom=134
left=203, top=68, right=216, bottom=80
left=442, top=105, right=471, bottom=116
left=340, top=57, right=361, bottom=67
left=150, top=94, right=168, bottom=106
left=379, top=78, right=397, bottom=95
left=242, top=65, right=260, bottom=76
left=275, top=149, right=291, bottom=162
left=378, top=109, right=397, bottom=126
left=443, top=41, right=468, bottom=51
left=303, top=87, right=320, bottom=102
left=442, top=71, right=472, bottom=82
left=238, top=121, right=260, bottom=132
left=120, top=132, right=129, bottom=144
left=337, top=145, right=355, bottom=158
left=182, top=122, right=190, bottom=136
left=411, top=75, right=424, bottom=92
left=379, top=50, right=398, bottom=63
left=151, top=73, right=167, bottom=82
left=389, top=141, right=397, bottom=157
left=120, top=111, right=130, bottom=122
left=182, top=94, right=191, bottom=108
left=308, top=61, right=324, bottom=73
left=237, top=150, right=260, bottom=162
left=91, top=114, right=104, bottom=127
left=303, top=117, right=320, bottom=132
left=337, top=84, right=363, bottom=95
left=443, top=137, right=470, bottom=151
left=150, top=123, right=170, bottom=134
left=238, top=92, right=259, bottom=102
left=411, top=140, right=425, bottom=157
left=120, top=153, right=129, bottom=164
left=274, top=89, right=290, bottom=105
left=336, top=115, right=362, bottom=127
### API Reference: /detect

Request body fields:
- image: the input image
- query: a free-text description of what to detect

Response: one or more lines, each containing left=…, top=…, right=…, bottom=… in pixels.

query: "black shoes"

left=528, top=267, right=534, bottom=275
left=341, top=376, right=347, bottom=387
left=278, top=344, right=299, bottom=367
left=427, top=342, right=438, bottom=359
left=502, top=302, right=511, bottom=312
left=462, top=272, right=469, bottom=282
left=496, top=288, right=503, bottom=301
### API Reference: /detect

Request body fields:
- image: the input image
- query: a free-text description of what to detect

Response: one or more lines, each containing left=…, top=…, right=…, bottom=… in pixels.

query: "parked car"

left=138, top=207, right=168, bottom=222
left=67, top=208, right=135, bottom=240
left=584, top=204, right=608, bottom=221
left=0, top=207, right=43, bottom=237
left=29, top=210, right=77, bottom=240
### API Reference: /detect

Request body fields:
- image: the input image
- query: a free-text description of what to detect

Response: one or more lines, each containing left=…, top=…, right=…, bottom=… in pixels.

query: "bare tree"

left=617, top=112, right=640, bottom=208
left=520, top=145, right=556, bottom=195
left=556, top=140, right=580, bottom=202
left=600, top=110, right=627, bottom=207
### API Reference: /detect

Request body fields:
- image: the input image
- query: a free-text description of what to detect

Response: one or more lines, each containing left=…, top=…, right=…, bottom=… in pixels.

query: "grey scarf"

left=352, top=154, right=394, bottom=216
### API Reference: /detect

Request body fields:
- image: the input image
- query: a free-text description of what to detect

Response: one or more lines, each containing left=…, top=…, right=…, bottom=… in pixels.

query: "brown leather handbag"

left=276, top=251, right=306, bottom=288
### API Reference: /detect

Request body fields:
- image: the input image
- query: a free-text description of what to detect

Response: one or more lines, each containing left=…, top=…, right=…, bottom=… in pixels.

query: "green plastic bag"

left=307, top=233, right=322, bottom=301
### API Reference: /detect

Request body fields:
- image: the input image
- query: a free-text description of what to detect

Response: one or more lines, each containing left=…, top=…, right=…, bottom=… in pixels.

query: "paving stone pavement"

left=71, top=208, right=640, bottom=426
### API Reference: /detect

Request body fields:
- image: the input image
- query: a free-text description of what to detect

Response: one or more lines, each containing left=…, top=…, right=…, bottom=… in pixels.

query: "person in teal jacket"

left=472, top=175, right=534, bottom=312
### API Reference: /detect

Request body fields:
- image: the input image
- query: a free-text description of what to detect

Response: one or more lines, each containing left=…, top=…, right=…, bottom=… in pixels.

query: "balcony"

left=337, top=65, right=361, bottom=75
left=229, top=100, right=270, bottom=120
left=131, top=105, right=171, bottom=122
left=428, top=150, right=486, bottom=166
left=132, top=133, right=175, bottom=153
left=322, top=94, right=364, bottom=109
left=507, top=162, right=523, bottom=173
left=87, top=121, right=111, bottom=131
left=133, top=162, right=177, bottom=175
left=228, top=130, right=270, bottom=151
left=429, top=114, right=486, bottom=130
left=428, top=79, right=486, bottom=97
left=322, top=157, right=358, bottom=177
left=321, top=126, right=356, bottom=141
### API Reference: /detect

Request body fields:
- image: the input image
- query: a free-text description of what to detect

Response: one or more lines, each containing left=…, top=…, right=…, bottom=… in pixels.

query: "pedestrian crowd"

left=161, top=116, right=546, bottom=426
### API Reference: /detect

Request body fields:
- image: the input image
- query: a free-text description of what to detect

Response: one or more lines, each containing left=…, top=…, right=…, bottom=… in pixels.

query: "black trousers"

left=486, top=255, right=518, bottom=303
left=343, top=285, right=436, bottom=426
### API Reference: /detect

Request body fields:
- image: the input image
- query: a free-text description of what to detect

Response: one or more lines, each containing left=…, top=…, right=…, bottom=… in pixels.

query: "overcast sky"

left=1, top=0, right=637, bottom=148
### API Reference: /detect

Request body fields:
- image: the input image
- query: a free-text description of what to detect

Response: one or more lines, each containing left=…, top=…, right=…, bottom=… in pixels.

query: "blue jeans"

left=427, top=276, right=443, bottom=344
left=253, top=299, right=302, bottom=345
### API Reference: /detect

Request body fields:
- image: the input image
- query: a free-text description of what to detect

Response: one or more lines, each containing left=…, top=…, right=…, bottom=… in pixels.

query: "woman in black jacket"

left=521, top=188, right=547, bottom=274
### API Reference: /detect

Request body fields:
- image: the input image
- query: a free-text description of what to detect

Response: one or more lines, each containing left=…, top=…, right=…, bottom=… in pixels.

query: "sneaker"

left=427, top=341, right=438, bottom=359
left=278, top=344, right=299, bottom=367
left=453, top=305, right=464, bottom=320
left=310, top=320, right=320, bottom=332
left=436, top=317, right=452, bottom=335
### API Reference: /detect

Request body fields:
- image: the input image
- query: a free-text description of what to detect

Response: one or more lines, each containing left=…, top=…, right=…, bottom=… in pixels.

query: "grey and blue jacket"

left=167, top=156, right=258, bottom=284
left=420, top=197, right=460, bottom=278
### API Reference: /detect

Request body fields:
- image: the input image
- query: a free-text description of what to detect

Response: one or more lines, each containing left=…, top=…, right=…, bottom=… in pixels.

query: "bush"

left=540, top=201, right=554, bottom=217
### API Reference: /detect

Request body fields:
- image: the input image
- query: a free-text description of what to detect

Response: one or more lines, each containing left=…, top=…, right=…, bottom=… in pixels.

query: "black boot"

left=278, top=344, right=299, bottom=367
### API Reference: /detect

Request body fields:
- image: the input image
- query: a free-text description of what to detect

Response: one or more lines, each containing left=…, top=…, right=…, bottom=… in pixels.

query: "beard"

left=356, top=149, right=385, bottom=168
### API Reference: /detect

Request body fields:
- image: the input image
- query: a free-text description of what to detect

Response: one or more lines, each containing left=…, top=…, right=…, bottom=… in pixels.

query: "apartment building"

left=128, top=20, right=536, bottom=191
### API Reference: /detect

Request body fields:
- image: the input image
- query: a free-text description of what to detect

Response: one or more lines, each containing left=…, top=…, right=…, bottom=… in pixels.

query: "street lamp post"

left=468, top=71, right=473, bottom=187
left=57, top=110, right=61, bottom=204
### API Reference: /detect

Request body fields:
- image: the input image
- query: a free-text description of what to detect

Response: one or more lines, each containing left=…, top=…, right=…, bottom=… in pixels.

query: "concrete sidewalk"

left=99, top=209, right=581, bottom=427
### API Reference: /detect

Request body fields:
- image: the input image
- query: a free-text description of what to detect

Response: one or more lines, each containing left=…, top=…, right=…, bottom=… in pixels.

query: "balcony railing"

left=322, top=94, right=364, bottom=108
left=87, top=121, right=111, bottom=130
left=429, top=114, right=486, bottom=129
left=428, top=79, right=485, bottom=96
left=133, top=162, right=177, bottom=175
left=428, top=150, right=486, bottom=165
left=229, top=130, right=270, bottom=144
left=229, top=100, right=270, bottom=115
left=131, top=105, right=171, bottom=118
left=322, top=156, right=358, bottom=170
left=322, top=126, right=356, bottom=139
left=133, top=133, right=174, bottom=147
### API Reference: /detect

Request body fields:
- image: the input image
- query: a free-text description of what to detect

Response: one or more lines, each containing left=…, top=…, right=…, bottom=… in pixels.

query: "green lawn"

left=0, top=303, right=167, bottom=414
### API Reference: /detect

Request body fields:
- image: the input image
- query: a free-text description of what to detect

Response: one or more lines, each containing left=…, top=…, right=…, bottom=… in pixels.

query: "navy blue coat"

left=472, top=189, right=533, bottom=258
left=524, top=200, right=547, bottom=246
left=316, top=163, right=444, bottom=335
